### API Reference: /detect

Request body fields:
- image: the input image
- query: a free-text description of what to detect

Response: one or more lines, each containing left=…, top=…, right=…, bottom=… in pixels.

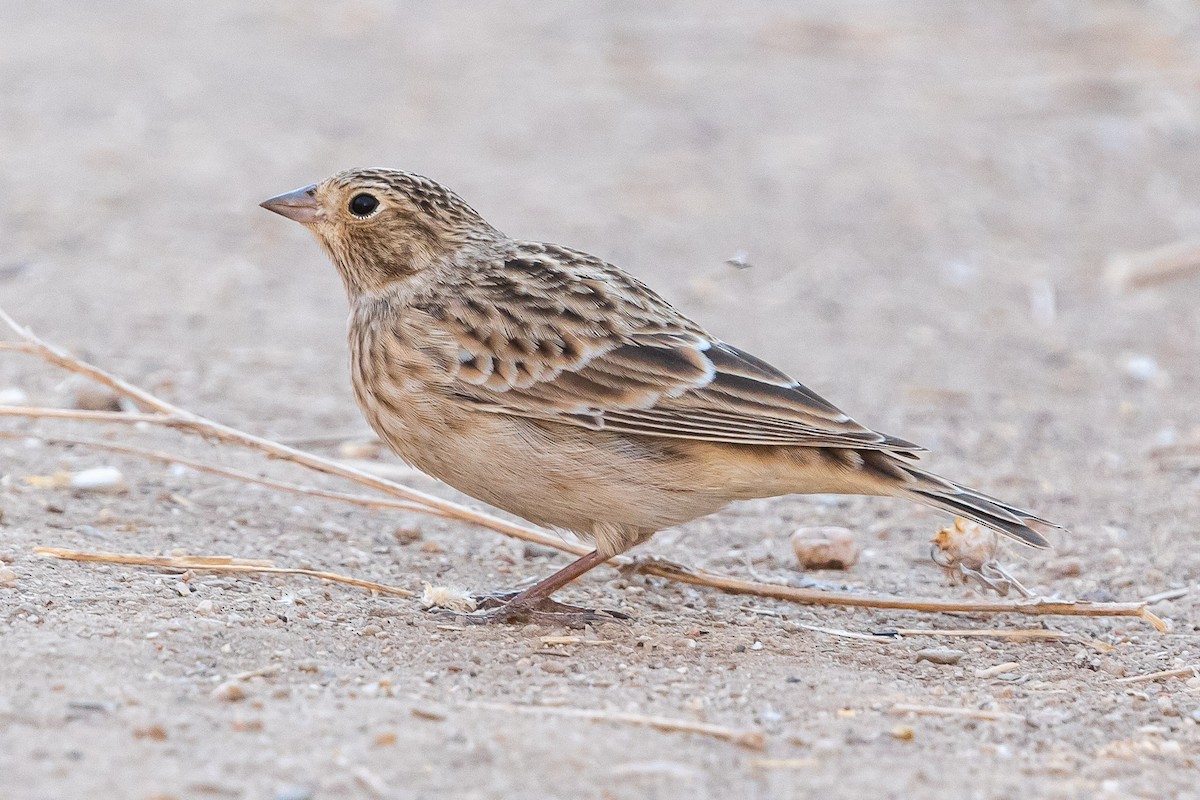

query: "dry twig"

left=1106, top=239, right=1200, bottom=290
left=891, top=703, right=1025, bottom=723
left=34, top=546, right=414, bottom=597
left=796, top=624, right=1083, bottom=643
left=1114, top=666, right=1199, bottom=685
left=891, top=628, right=1081, bottom=642
left=634, top=557, right=1165, bottom=630
left=0, top=431, right=443, bottom=518
left=461, top=701, right=765, bottom=749
left=0, top=307, right=1167, bottom=629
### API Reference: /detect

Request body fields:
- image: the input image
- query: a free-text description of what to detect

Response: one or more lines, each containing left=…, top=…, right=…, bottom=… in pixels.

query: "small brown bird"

left=261, top=168, right=1061, bottom=624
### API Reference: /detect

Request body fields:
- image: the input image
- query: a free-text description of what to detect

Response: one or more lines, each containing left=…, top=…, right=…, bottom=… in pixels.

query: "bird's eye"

left=348, top=193, right=380, bottom=217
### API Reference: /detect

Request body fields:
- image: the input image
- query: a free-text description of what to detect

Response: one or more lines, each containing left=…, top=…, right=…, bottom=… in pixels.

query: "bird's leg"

left=450, top=549, right=629, bottom=626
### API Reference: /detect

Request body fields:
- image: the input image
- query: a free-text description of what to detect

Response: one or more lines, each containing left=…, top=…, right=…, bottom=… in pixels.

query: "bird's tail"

left=877, top=457, right=1060, bottom=548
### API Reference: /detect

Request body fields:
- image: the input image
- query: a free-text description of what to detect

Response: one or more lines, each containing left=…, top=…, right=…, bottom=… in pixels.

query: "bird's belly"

left=357, top=395, right=734, bottom=535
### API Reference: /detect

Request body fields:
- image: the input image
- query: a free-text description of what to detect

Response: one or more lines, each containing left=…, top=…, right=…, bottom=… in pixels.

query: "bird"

left=260, top=167, right=1061, bottom=624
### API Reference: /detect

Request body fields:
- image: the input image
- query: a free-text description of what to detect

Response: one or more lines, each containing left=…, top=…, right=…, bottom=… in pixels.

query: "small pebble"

left=393, top=527, right=423, bottom=544
left=338, top=439, right=382, bottom=460
left=790, top=527, right=859, bottom=570
left=69, top=467, right=126, bottom=492
left=72, top=385, right=124, bottom=412
left=211, top=681, right=246, bottom=702
left=1123, top=354, right=1161, bottom=384
left=133, top=724, right=168, bottom=741
left=0, top=387, right=28, bottom=406
left=1047, top=558, right=1082, bottom=579
left=1157, top=694, right=1179, bottom=717
left=274, top=786, right=315, bottom=800
left=0, top=566, right=17, bottom=588
left=915, top=648, right=965, bottom=665
left=410, top=705, right=447, bottom=721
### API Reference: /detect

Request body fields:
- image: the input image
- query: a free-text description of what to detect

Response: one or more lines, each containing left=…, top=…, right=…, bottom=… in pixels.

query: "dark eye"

left=348, top=193, right=379, bottom=217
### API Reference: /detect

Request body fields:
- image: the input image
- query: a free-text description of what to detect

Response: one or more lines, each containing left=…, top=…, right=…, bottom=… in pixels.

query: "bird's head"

left=261, top=168, right=498, bottom=296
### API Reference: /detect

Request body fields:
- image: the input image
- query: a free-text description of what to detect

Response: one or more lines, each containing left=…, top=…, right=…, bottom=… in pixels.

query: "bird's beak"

left=260, top=184, right=321, bottom=224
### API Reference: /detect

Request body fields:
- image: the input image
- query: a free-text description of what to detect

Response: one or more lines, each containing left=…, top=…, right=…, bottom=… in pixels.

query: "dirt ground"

left=2, top=2, right=1199, bottom=798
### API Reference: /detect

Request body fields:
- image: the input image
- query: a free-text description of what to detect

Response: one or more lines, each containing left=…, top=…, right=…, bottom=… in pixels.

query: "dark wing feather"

left=430, top=243, right=923, bottom=454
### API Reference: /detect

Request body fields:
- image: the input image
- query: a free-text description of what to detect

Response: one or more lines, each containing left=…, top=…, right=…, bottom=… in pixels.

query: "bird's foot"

left=438, top=591, right=630, bottom=628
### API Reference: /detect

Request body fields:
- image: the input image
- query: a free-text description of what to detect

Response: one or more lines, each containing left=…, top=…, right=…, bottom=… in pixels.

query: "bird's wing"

left=423, top=246, right=922, bottom=453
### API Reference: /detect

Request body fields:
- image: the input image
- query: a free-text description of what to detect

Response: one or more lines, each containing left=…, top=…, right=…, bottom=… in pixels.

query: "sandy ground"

left=2, top=2, right=1200, bottom=798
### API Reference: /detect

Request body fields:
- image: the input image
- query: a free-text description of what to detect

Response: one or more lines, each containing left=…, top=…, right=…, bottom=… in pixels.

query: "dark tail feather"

left=890, top=463, right=1060, bottom=549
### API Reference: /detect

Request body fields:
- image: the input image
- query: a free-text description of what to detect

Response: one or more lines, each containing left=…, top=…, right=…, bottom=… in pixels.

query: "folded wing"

left=426, top=246, right=923, bottom=454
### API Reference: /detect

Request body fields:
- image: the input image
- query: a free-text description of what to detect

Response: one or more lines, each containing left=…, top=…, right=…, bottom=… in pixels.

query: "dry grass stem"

left=0, top=406, right=175, bottom=426
left=1114, top=666, right=1199, bottom=684
left=1, top=306, right=1166, bottom=629
left=891, top=704, right=1026, bottom=723
left=795, top=624, right=894, bottom=642
left=634, top=558, right=1166, bottom=630
left=0, top=431, right=444, bottom=518
left=891, top=628, right=1081, bottom=641
left=461, top=701, right=765, bottom=749
left=1142, top=587, right=1190, bottom=604
left=34, top=546, right=414, bottom=598
left=746, top=758, right=819, bottom=770
left=1107, top=239, right=1200, bottom=290
left=799, top=624, right=1086, bottom=644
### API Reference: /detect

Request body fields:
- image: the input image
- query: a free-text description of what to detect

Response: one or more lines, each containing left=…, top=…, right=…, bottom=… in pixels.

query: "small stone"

left=393, top=527, right=423, bottom=544
left=1101, top=548, right=1125, bottom=568
left=0, top=388, right=28, bottom=406
left=194, top=599, right=215, bottom=616
left=915, top=648, right=965, bottom=665
left=274, top=786, right=315, bottom=800
left=231, top=718, right=264, bottom=733
left=0, top=566, right=17, bottom=588
left=72, top=385, right=124, bottom=412
left=133, top=724, right=168, bottom=741
left=1123, top=354, right=1162, bottom=384
left=539, top=659, right=569, bottom=674
left=69, top=467, right=126, bottom=492
left=410, top=705, right=447, bottom=721
left=890, top=725, right=915, bottom=741
left=790, top=527, right=859, bottom=570
left=211, top=681, right=246, bottom=702
left=1047, top=558, right=1082, bottom=579
left=338, top=439, right=383, bottom=460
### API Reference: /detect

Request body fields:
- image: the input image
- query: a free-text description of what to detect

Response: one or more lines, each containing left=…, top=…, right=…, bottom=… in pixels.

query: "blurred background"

left=2, top=2, right=1199, bottom=798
